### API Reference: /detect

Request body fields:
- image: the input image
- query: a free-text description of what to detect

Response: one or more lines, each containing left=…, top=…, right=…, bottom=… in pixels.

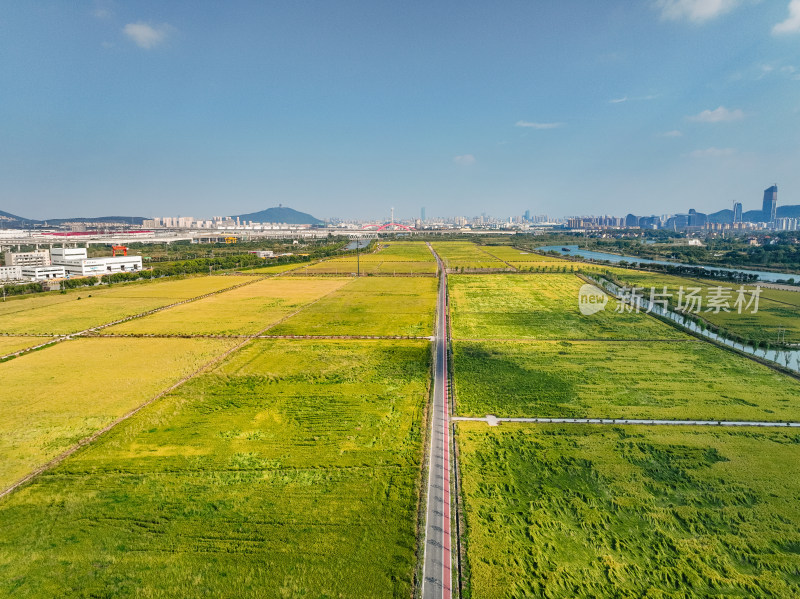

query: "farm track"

left=421, top=244, right=453, bottom=599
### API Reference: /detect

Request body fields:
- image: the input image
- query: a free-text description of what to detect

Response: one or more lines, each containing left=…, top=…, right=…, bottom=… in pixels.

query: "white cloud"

left=655, top=0, right=740, bottom=22
left=610, top=94, right=659, bottom=104
left=689, top=147, right=736, bottom=157
left=773, top=0, right=800, bottom=34
left=123, top=22, right=173, bottom=49
left=688, top=106, right=744, bottom=122
left=515, top=121, right=563, bottom=129
left=91, top=1, right=113, bottom=19
left=661, top=130, right=684, bottom=137
left=453, top=154, right=476, bottom=166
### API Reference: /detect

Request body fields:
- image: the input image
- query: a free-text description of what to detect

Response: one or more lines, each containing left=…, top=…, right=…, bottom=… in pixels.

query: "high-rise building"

left=733, top=202, right=742, bottom=223
left=524, top=209, right=530, bottom=221
left=762, top=184, right=777, bottom=222
left=421, top=207, right=426, bottom=222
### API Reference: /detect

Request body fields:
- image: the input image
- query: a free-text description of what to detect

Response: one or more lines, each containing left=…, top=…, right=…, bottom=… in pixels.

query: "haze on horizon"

left=2, top=0, right=800, bottom=222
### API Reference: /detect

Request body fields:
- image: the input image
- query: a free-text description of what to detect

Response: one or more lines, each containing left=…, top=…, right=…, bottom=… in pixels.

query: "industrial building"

left=50, top=247, right=143, bottom=276
left=0, top=265, right=23, bottom=281
left=4, top=249, right=50, bottom=267
left=21, top=266, right=66, bottom=281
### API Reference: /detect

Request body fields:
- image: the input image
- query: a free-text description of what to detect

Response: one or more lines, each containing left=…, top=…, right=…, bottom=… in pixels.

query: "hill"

left=233, top=206, right=323, bottom=225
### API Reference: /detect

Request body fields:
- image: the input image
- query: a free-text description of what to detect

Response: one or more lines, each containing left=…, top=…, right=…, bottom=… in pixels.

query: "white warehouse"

left=50, top=247, right=143, bottom=276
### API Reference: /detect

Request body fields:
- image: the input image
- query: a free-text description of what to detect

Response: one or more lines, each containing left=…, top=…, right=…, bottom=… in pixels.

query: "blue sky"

left=1, top=0, right=799, bottom=221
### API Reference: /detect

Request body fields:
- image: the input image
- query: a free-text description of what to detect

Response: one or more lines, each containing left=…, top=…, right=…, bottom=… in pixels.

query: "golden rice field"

left=244, top=262, right=306, bottom=274
left=0, top=339, right=429, bottom=598
left=104, top=277, right=350, bottom=336
left=267, top=277, right=437, bottom=336
left=0, top=276, right=254, bottom=335
left=0, top=337, right=236, bottom=491
left=0, top=336, right=57, bottom=357
left=431, top=241, right=509, bottom=270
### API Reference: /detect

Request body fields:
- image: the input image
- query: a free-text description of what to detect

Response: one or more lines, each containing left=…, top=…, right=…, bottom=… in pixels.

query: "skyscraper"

left=762, top=185, right=777, bottom=222
left=733, top=202, right=742, bottom=223
left=524, top=209, right=530, bottom=221
left=421, top=207, right=426, bottom=222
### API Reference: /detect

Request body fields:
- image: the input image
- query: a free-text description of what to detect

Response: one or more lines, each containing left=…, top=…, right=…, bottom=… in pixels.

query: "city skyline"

left=2, top=1, right=800, bottom=220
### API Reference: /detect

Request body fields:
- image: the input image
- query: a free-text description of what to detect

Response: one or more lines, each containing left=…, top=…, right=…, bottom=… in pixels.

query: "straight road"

left=452, top=416, right=800, bottom=428
left=422, top=248, right=452, bottom=599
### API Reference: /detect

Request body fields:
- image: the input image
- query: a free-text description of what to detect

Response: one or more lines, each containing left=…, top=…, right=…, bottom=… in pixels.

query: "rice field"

left=0, top=337, right=236, bottom=490
left=431, top=241, right=510, bottom=270
left=481, top=246, right=571, bottom=270
left=103, top=277, right=350, bottom=336
left=0, top=339, right=429, bottom=598
left=607, top=269, right=800, bottom=344
left=244, top=262, right=306, bottom=274
left=0, top=276, right=253, bottom=335
left=267, top=277, right=437, bottom=336
left=449, top=274, right=686, bottom=340
left=457, top=423, right=800, bottom=598
left=299, top=242, right=437, bottom=275
left=452, top=339, right=800, bottom=421
left=0, top=336, right=57, bottom=357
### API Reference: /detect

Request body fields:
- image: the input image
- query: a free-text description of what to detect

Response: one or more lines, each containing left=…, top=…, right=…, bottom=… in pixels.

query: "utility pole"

left=357, top=238, right=360, bottom=277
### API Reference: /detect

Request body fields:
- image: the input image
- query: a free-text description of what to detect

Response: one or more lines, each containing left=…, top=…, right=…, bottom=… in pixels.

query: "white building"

left=21, top=266, right=65, bottom=281
left=51, top=246, right=143, bottom=276
left=0, top=265, right=23, bottom=281
left=4, top=249, right=50, bottom=267
left=50, top=247, right=89, bottom=262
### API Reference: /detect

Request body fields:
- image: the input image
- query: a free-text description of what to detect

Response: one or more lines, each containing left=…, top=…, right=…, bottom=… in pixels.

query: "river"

left=537, top=245, right=800, bottom=284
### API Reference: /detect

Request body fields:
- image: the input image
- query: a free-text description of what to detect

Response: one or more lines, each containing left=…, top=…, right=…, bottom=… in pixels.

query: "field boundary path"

left=0, top=276, right=354, bottom=501
left=453, top=415, right=800, bottom=428
left=422, top=245, right=453, bottom=599
left=0, top=275, right=270, bottom=362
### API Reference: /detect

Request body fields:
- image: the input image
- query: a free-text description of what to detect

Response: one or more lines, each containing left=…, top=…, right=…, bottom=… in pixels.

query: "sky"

left=1, top=0, right=799, bottom=221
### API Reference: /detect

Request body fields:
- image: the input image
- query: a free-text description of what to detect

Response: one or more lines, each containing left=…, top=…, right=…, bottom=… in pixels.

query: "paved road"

left=422, top=247, right=452, bottom=599
left=452, top=416, right=800, bottom=428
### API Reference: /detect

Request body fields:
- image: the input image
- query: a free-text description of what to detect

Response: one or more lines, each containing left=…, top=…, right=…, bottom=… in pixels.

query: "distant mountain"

left=44, top=216, right=146, bottom=225
left=0, top=211, right=145, bottom=227
left=777, top=205, right=800, bottom=219
left=707, top=209, right=733, bottom=224
left=233, top=206, right=323, bottom=225
left=0, top=209, right=34, bottom=223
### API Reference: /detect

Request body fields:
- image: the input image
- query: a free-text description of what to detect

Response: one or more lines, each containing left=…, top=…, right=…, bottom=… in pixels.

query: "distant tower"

left=762, top=184, right=777, bottom=222
left=391, top=207, right=394, bottom=225
left=733, top=201, right=742, bottom=224
left=421, top=207, right=426, bottom=222
left=524, top=209, right=530, bottom=221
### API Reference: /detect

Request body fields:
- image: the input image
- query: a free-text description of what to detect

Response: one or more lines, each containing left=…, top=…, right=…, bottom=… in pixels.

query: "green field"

left=300, top=242, right=437, bottom=275
left=481, top=246, right=572, bottom=270
left=449, top=274, right=686, bottom=340
left=453, top=339, right=800, bottom=420
left=104, top=278, right=350, bottom=336
left=0, top=276, right=253, bottom=335
left=0, top=339, right=429, bottom=598
left=0, top=337, right=235, bottom=490
left=0, top=336, right=57, bottom=357
left=267, top=277, right=437, bottom=336
left=431, top=241, right=510, bottom=270
left=607, top=269, right=800, bottom=344
left=458, top=423, right=800, bottom=598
